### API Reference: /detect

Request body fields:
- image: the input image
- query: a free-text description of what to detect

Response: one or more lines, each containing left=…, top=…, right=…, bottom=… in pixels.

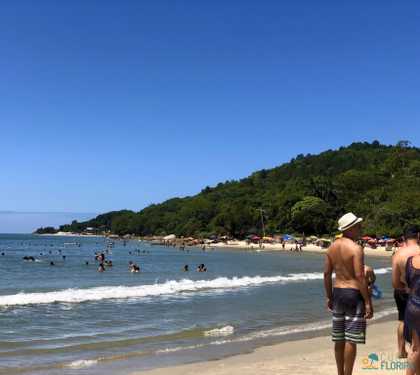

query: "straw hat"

left=338, top=213, right=363, bottom=232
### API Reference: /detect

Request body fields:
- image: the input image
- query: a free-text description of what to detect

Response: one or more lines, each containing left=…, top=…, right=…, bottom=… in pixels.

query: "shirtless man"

left=392, top=226, right=420, bottom=359
left=324, top=213, right=373, bottom=375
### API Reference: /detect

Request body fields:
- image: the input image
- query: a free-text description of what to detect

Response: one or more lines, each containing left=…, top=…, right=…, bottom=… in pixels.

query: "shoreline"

left=210, top=241, right=395, bottom=258
left=132, top=319, right=405, bottom=375
left=33, top=233, right=394, bottom=258
left=35, top=232, right=105, bottom=238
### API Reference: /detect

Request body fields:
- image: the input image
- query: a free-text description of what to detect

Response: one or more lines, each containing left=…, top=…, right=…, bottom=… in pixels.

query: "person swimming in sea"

left=197, top=264, right=207, bottom=272
left=131, top=264, right=140, bottom=273
left=183, top=264, right=189, bottom=272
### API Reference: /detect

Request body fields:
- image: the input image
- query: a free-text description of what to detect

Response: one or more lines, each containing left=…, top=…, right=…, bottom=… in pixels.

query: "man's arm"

left=364, top=266, right=376, bottom=285
left=353, top=246, right=373, bottom=319
left=392, top=254, right=404, bottom=289
left=323, top=252, right=333, bottom=311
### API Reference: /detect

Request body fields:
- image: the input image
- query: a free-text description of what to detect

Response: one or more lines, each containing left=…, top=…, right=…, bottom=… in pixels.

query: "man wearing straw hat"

left=324, top=213, right=373, bottom=375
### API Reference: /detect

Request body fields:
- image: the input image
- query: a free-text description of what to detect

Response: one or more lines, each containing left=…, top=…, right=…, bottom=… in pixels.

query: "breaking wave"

left=0, top=267, right=391, bottom=307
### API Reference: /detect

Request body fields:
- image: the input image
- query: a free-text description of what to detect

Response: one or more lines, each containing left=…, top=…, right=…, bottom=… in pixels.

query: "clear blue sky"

left=1, top=1, right=419, bottom=223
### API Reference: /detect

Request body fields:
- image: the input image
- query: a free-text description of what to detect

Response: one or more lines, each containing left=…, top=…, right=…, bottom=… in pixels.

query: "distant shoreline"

left=33, top=233, right=395, bottom=258
left=210, top=241, right=394, bottom=258
left=35, top=232, right=104, bottom=238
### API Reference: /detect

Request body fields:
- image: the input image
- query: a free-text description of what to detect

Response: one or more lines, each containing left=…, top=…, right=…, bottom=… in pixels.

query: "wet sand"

left=133, top=320, right=407, bottom=375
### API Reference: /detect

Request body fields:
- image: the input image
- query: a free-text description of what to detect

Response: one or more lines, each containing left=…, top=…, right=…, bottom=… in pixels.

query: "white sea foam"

left=65, top=359, right=98, bottom=368
left=373, top=267, right=392, bottom=275
left=0, top=275, right=317, bottom=306
left=0, top=267, right=391, bottom=307
left=204, top=325, right=234, bottom=337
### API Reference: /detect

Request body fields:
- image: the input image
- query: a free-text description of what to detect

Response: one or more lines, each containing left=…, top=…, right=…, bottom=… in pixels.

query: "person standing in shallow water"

left=324, top=213, right=373, bottom=375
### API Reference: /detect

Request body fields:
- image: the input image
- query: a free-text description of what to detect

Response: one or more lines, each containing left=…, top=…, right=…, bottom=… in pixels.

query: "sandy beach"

left=37, top=231, right=104, bottom=237
left=133, top=320, right=407, bottom=375
left=211, top=240, right=395, bottom=258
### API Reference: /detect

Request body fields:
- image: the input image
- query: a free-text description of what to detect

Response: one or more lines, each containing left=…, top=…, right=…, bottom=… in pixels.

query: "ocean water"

left=0, top=234, right=395, bottom=375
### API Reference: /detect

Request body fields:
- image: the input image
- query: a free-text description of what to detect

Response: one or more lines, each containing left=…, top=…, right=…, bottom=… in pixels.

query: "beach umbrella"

left=282, top=234, right=294, bottom=241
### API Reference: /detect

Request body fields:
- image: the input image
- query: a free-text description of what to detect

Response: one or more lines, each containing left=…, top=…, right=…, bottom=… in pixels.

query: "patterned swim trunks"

left=332, top=288, right=366, bottom=344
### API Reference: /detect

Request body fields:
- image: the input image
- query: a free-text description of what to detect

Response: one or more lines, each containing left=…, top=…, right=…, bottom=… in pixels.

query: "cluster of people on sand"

left=280, top=240, right=304, bottom=251
left=324, top=212, right=420, bottom=375
left=291, top=241, right=303, bottom=252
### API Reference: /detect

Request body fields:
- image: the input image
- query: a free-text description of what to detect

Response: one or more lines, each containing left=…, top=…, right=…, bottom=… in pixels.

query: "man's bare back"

left=327, top=237, right=364, bottom=290
left=392, top=243, right=420, bottom=291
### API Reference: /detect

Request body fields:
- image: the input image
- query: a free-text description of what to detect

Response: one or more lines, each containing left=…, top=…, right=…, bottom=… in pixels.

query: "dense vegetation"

left=37, top=141, right=420, bottom=238
left=34, top=226, right=58, bottom=234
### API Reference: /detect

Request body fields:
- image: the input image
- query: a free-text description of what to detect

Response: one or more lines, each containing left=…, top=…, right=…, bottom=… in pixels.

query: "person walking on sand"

left=392, top=226, right=420, bottom=364
left=324, top=213, right=373, bottom=375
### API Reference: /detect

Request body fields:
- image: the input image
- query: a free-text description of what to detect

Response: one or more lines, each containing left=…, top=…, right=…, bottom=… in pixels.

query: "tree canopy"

left=36, top=142, right=420, bottom=238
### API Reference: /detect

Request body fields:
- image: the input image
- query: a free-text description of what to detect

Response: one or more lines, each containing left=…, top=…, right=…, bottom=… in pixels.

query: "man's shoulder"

left=396, top=246, right=420, bottom=263
left=328, top=238, right=360, bottom=258
left=334, top=237, right=360, bottom=252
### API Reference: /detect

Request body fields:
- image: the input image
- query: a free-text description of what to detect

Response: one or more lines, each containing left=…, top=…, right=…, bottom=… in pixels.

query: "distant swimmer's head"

left=338, top=212, right=363, bottom=239
left=404, top=225, right=420, bottom=242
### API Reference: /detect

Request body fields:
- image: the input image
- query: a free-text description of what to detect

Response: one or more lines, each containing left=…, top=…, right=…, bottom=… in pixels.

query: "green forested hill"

left=42, top=141, right=420, bottom=237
